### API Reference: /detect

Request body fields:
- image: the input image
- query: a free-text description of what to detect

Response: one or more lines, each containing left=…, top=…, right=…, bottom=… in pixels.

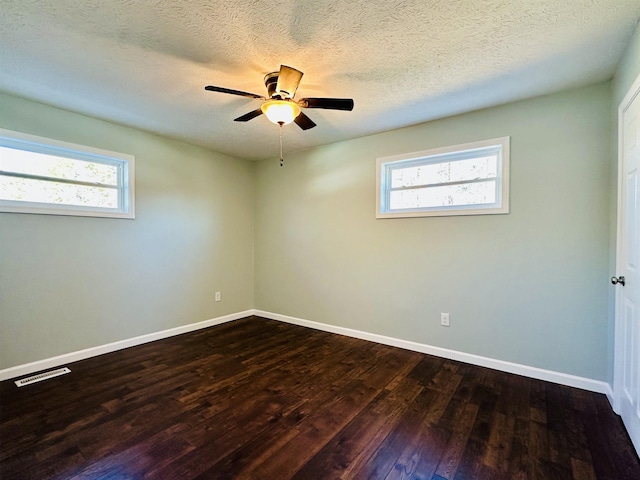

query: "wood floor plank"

left=290, top=376, right=423, bottom=479
left=1, top=316, right=639, bottom=479
left=150, top=337, right=390, bottom=478
left=350, top=387, right=447, bottom=480
left=239, top=362, right=399, bottom=480
left=383, top=422, right=450, bottom=480
left=434, top=402, right=479, bottom=479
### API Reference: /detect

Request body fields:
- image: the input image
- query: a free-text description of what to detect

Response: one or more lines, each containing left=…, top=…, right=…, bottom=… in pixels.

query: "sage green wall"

left=0, top=80, right=617, bottom=381
left=255, top=82, right=612, bottom=381
left=0, top=93, right=255, bottom=369
left=614, top=21, right=640, bottom=105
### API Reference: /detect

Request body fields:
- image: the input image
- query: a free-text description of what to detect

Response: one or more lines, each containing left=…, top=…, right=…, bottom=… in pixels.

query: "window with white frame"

left=376, top=137, right=509, bottom=218
left=0, top=128, right=134, bottom=218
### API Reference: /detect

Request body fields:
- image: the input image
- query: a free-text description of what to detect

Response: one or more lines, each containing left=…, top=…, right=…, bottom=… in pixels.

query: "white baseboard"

left=254, top=309, right=614, bottom=398
left=2, top=308, right=615, bottom=406
left=0, top=310, right=253, bottom=381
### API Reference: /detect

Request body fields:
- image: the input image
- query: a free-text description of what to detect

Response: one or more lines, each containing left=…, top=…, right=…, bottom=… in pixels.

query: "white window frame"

left=0, top=128, right=135, bottom=219
left=376, top=136, right=510, bottom=218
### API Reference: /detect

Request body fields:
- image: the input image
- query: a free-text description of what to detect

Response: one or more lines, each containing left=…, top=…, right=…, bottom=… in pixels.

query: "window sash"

left=388, top=176, right=496, bottom=192
left=0, top=128, right=134, bottom=218
left=377, top=137, right=509, bottom=218
left=384, top=147, right=502, bottom=191
left=0, top=169, right=121, bottom=189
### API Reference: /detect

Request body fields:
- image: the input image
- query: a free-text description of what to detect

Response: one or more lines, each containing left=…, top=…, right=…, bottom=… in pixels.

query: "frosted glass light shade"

left=261, top=100, right=301, bottom=125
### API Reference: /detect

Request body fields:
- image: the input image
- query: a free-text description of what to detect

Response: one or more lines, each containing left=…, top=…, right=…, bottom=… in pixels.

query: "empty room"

left=1, top=1, right=640, bottom=479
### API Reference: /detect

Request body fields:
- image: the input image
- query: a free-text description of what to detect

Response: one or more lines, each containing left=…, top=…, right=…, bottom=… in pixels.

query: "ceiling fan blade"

left=234, top=109, right=264, bottom=122
left=276, top=65, right=303, bottom=99
left=205, top=85, right=265, bottom=99
left=299, top=98, right=354, bottom=111
left=294, top=112, right=316, bottom=130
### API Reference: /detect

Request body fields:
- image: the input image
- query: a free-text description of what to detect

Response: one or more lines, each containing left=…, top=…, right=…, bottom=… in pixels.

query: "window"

left=0, top=128, right=134, bottom=218
left=376, top=137, right=509, bottom=218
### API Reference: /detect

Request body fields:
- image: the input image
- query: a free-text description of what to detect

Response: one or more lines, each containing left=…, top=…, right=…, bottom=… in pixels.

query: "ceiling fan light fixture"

left=261, top=99, right=301, bottom=125
left=205, top=64, right=353, bottom=132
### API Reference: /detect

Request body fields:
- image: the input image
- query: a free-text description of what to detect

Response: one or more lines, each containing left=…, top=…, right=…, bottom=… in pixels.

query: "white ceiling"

left=1, top=1, right=639, bottom=160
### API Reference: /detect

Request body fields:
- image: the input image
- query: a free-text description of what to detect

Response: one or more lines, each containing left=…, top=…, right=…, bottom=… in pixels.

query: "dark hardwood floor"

left=1, top=316, right=639, bottom=479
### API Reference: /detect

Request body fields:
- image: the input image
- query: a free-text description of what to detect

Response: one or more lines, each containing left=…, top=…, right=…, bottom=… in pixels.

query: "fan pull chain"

left=279, top=123, right=284, bottom=166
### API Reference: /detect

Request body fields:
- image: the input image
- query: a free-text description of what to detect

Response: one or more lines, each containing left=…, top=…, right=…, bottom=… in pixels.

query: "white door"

left=614, top=73, right=640, bottom=455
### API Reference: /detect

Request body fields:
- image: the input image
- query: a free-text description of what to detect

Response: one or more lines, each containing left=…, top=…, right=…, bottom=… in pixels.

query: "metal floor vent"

left=15, top=367, right=71, bottom=387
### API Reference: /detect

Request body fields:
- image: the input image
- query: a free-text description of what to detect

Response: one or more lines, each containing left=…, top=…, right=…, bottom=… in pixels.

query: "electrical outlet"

left=215, top=291, right=221, bottom=302
left=440, top=313, right=450, bottom=327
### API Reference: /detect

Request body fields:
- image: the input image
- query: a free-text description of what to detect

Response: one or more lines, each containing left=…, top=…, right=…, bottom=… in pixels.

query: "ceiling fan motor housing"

left=264, top=72, right=280, bottom=98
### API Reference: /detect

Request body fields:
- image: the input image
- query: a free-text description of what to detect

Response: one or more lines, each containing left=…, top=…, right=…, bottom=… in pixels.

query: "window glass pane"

left=0, top=146, right=118, bottom=185
left=1, top=176, right=118, bottom=208
left=391, top=154, right=497, bottom=188
left=389, top=180, right=496, bottom=210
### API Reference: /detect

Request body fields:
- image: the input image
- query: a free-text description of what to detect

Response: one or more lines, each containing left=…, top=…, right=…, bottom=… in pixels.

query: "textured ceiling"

left=0, top=1, right=639, bottom=160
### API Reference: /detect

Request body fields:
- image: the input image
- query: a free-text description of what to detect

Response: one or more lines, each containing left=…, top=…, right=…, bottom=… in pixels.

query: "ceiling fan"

left=204, top=65, right=354, bottom=130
